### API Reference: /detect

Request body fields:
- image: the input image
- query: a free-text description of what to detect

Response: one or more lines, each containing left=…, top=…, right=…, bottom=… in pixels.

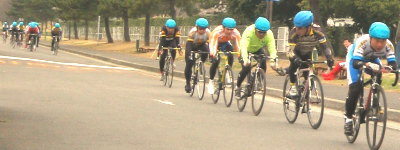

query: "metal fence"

left=63, top=25, right=289, bottom=52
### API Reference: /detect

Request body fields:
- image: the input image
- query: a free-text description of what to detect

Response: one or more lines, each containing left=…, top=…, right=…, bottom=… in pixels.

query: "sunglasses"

left=256, top=29, right=266, bottom=34
left=198, top=27, right=206, bottom=30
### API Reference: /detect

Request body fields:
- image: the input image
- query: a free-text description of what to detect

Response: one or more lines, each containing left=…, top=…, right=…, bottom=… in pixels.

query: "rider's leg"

left=184, top=42, right=195, bottom=85
left=209, top=55, right=220, bottom=80
left=199, top=43, right=209, bottom=62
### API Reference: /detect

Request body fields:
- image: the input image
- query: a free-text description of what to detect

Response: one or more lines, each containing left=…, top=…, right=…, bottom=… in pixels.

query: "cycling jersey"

left=288, top=24, right=331, bottom=57
left=209, top=25, right=241, bottom=56
left=187, top=27, right=210, bottom=45
left=51, top=27, right=63, bottom=35
left=240, top=24, right=277, bottom=63
left=18, top=25, right=25, bottom=32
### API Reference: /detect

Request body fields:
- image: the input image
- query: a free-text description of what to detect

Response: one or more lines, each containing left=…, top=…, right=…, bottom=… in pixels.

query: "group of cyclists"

left=2, top=21, right=63, bottom=51
left=156, top=10, right=398, bottom=146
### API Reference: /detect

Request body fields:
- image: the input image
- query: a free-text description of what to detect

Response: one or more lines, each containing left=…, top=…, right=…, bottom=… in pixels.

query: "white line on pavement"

left=152, top=99, right=175, bottom=106
left=0, top=55, right=137, bottom=71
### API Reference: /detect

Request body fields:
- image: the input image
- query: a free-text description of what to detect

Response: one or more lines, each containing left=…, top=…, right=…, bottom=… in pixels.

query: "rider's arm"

left=287, top=28, right=297, bottom=60
left=233, top=29, right=241, bottom=53
left=209, top=30, right=219, bottom=57
left=240, top=27, right=251, bottom=63
left=159, top=27, right=167, bottom=50
left=265, top=30, right=277, bottom=59
left=314, top=28, right=332, bottom=59
left=385, top=40, right=398, bottom=70
left=175, top=28, right=181, bottom=47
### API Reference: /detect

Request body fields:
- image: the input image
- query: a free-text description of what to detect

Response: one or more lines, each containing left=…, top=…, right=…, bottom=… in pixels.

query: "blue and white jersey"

left=350, top=34, right=396, bottom=63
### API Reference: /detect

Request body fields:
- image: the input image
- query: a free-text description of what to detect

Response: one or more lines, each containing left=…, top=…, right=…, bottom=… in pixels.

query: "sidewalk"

left=40, top=40, right=400, bottom=122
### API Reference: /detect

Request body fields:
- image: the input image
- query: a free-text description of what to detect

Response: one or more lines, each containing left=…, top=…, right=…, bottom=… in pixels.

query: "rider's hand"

left=270, top=58, right=278, bottom=70
left=327, top=58, right=334, bottom=68
left=367, top=62, right=380, bottom=72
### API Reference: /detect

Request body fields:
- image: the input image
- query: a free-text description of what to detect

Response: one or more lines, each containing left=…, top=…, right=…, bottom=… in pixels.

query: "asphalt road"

left=0, top=42, right=399, bottom=150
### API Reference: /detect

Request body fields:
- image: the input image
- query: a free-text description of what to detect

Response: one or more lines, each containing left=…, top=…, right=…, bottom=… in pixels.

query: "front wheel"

left=366, top=85, right=387, bottom=150
left=189, top=64, right=197, bottom=97
left=251, top=69, right=266, bottom=116
left=196, top=62, right=206, bottom=100
left=211, top=70, right=221, bottom=104
left=306, top=75, right=325, bottom=129
left=237, top=73, right=249, bottom=112
left=346, top=106, right=362, bottom=143
left=283, top=75, right=300, bottom=123
left=167, top=58, right=174, bottom=88
left=223, top=66, right=234, bottom=107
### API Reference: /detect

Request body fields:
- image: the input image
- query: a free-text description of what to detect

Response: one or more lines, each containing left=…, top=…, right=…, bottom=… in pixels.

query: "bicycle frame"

left=216, top=51, right=238, bottom=85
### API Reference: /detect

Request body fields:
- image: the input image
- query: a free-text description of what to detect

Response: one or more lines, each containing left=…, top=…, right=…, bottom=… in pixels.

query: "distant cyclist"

left=158, top=19, right=181, bottom=81
left=25, top=22, right=39, bottom=48
left=2, top=21, right=9, bottom=39
left=10, top=21, right=19, bottom=42
left=18, top=22, right=25, bottom=41
left=51, top=23, right=63, bottom=51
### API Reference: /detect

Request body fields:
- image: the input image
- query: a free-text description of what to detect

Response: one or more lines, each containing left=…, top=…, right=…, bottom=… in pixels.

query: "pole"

left=97, top=16, right=101, bottom=45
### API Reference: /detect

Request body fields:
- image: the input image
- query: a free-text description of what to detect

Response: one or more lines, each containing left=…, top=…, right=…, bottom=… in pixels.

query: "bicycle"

left=283, top=59, right=326, bottom=129
left=9, top=31, right=16, bottom=48
left=210, top=51, right=238, bottom=107
left=161, top=47, right=181, bottom=88
left=236, top=53, right=268, bottom=116
left=2, top=31, right=7, bottom=44
left=52, top=35, right=60, bottom=55
left=188, top=51, right=209, bottom=100
left=28, top=34, right=38, bottom=52
left=16, top=32, right=22, bottom=48
left=346, top=65, right=399, bottom=150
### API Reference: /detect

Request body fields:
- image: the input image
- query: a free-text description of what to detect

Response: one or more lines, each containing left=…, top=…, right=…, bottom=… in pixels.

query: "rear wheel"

left=223, top=66, right=234, bottom=107
left=53, top=42, right=59, bottom=55
left=211, top=69, right=221, bottom=104
left=251, top=69, right=266, bottom=116
left=196, top=62, right=206, bottom=100
left=366, top=85, right=387, bottom=150
left=162, top=57, right=169, bottom=86
left=237, top=73, right=249, bottom=112
left=306, top=75, right=325, bottom=129
left=283, top=75, right=300, bottom=123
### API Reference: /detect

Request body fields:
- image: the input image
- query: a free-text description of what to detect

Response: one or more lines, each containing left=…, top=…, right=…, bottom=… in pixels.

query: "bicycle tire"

left=189, top=63, right=197, bottom=97
left=237, top=73, right=249, bottom=112
left=211, top=70, right=221, bottom=104
left=167, top=58, right=174, bottom=88
left=346, top=105, right=362, bottom=143
left=251, top=69, right=266, bottom=116
left=223, top=66, right=234, bottom=107
left=162, top=57, right=169, bottom=86
left=53, top=42, right=59, bottom=55
left=283, top=75, right=300, bottom=123
left=306, top=75, right=325, bottom=129
left=366, top=85, right=387, bottom=150
left=197, top=62, right=206, bottom=100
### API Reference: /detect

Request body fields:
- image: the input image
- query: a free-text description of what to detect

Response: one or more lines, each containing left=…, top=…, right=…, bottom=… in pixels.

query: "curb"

left=41, top=43, right=400, bottom=122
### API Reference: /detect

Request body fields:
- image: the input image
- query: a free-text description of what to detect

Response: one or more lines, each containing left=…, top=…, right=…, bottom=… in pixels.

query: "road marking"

left=153, top=99, right=175, bottom=106
left=0, top=55, right=137, bottom=71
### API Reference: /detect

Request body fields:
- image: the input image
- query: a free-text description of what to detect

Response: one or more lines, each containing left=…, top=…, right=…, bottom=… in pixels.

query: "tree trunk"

left=169, top=0, right=176, bottom=19
left=122, top=8, right=131, bottom=42
left=45, top=20, right=48, bottom=40
left=68, top=22, right=71, bottom=40
left=74, top=21, right=79, bottom=39
left=145, top=13, right=151, bottom=46
left=104, top=17, right=113, bottom=43
left=84, top=19, right=89, bottom=40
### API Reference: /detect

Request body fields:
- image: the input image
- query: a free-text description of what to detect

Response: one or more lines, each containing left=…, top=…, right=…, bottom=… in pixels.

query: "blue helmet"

left=369, top=22, right=390, bottom=39
left=222, top=17, right=236, bottom=29
left=12, top=22, right=17, bottom=26
left=4, top=22, right=7, bottom=25
left=195, top=18, right=209, bottom=28
left=255, top=17, right=270, bottom=31
left=294, top=11, right=314, bottom=27
left=30, top=22, right=37, bottom=28
left=19, top=22, right=24, bottom=26
left=55, top=23, right=60, bottom=28
left=165, top=19, right=176, bottom=28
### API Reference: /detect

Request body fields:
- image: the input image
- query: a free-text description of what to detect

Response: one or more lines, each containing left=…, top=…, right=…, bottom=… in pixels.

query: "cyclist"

left=208, top=17, right=241, bottom=94
left=2, top=21, right=9, bottom=38
left=10, top=21, right=19, bottom=42
left=344, top=22, right=397, bottom=135
left=184, top=18, right=211, bottom=93
left=286, top=11, right=334, bottom=98
left=36, top=22, right=41, bottom=47
left=51, top=23, right=63, bottom=51
left=18, top=22, right=25, bottom=41
left=158, top=19, right=181, bottom=81
left=235, top=17, right=278, bottom=98
left=25, top=22, right=39, bottom=48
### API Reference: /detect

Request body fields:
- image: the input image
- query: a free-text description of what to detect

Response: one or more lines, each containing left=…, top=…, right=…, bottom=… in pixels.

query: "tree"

left=107, top=0, right=134, bottom=42
left=98, top=0, right=117, bottom=43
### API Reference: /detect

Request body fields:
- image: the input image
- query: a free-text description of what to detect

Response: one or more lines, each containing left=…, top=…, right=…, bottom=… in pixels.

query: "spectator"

left=321, top=38, right=353, bottom=80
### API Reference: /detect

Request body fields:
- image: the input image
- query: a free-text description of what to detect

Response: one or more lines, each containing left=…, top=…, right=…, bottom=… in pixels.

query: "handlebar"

left=161, top=47, right=181, bottom=50
left=217, top=51, right=239, bottom=54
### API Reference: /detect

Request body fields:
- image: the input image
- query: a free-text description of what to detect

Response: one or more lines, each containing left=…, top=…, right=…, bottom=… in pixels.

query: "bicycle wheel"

left=189, top=64, right=197, bottom=97
left=162, top=57, right=169, bottom=86
left=53, top=42, right=59, bottom=55
left=237, top=73, right=249, bottom=112
left=223, top=66, right=234, bottom=107
left=366, top=85, right=387, bottom=150
left=197, top=62, right=206, bottom=100
left=167, top=58, right=174, bottom=88
left=251, top=69, right=266, bottom=116
left=306, top=75, right=325, bottom=129
left=211, top=70, right=221, bottom=104
left=346, top=105, right=362, bottom=143
left=283, top=75, right=300, bottom=123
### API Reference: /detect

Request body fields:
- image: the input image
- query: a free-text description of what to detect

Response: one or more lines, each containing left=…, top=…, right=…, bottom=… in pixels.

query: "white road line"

left=152, top=99, right=175, bottom=106
left=0, top=55, right=137, bottom=71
